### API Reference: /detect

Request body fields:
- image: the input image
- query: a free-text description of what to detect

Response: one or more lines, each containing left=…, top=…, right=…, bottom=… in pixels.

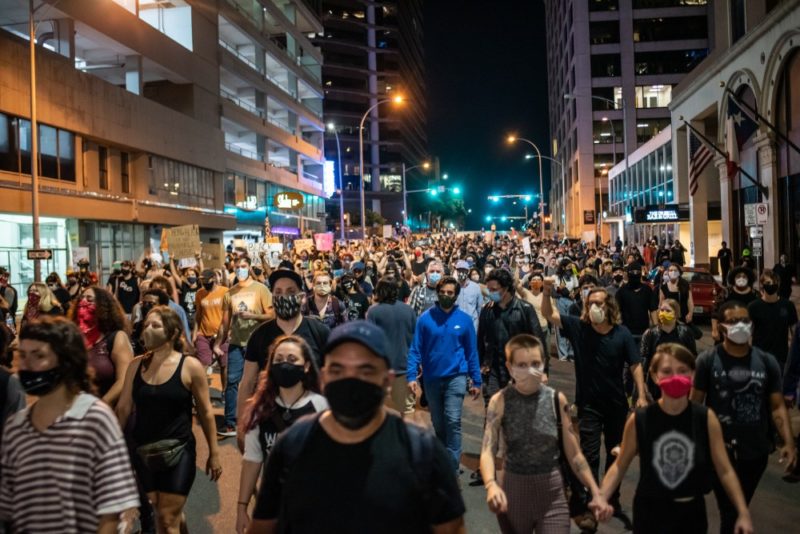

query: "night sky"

left=421, top=0, right=550, bottom=230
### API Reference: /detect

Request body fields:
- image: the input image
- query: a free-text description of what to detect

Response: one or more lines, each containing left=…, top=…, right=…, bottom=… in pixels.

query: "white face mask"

left=589, top=304, right=606, bottom=324
left=669, top=271, right=680, bottom=281
left=510, top=365, right=544, bottom=388
left=734, top=277, right=748, bottom=289
left=723, top=321, right=752, bottom=344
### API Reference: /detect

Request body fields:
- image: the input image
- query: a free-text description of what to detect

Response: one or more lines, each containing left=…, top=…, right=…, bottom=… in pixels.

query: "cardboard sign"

left=168, top=225, right=200, bottom=260
left=200, top=243, right=224, bottom=269
left=382, top=225, right=393, bottom=238
left=266, top=243, right=283, bottom=267
left=245, top=242, right=269, bottom=266
left=522, top=237, right=531, bottom=255
left=293, top=239, right=314, bottom=254
left=72, top=246, right=90, bottom=268
left=314, top=232, right=334, bottom=252
left=177, top=258, right=198, bottom=270
left=266, top=237, right=281, bottom=244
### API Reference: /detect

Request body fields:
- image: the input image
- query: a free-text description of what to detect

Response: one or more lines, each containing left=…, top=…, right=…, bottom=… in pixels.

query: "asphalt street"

left=182, top=320, right=800, bottom=533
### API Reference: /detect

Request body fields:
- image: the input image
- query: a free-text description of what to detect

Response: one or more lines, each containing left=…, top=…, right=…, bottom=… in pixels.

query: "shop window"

left=121, top=152, right=130, bottom=193
left=99, top=146, right=109, bottom=189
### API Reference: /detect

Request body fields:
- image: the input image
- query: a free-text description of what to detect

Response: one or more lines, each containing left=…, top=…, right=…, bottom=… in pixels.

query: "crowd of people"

left=0, top=228, right=798, bottom=533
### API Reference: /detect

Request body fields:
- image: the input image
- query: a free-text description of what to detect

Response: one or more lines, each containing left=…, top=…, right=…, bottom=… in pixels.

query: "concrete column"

left=756, top=133, right=779, bottom=267
left=716, top=157, right=734, bottom=249
left=257, top=134, right=267, bottom=162
left=688, top=121, right=710, bottom=267
left=53, top=18, right=74, bottom=61
left=366, top=3, right=380, bottom=197
left=125, top=55, right=143, bottom=95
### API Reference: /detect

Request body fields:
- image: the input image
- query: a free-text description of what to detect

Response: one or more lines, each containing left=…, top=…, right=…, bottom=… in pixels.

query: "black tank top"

left=635, top=402, right=712, bottom=499
left=132, top=354, right=193, bottom=445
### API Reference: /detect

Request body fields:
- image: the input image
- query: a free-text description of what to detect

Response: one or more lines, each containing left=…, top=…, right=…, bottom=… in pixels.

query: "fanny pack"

left=136, top=439, right=187, bottom=472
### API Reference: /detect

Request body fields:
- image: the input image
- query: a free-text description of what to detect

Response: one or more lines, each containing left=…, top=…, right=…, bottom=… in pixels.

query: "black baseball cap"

left=268, top=269, right=303, bottom=289
left=323, top=320, right=391, bottom=367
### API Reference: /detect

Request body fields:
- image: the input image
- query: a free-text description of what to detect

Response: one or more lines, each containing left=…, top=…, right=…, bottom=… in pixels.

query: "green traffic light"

left=430, top=189, right=438, bottom=197
left=452, top=187, right=461, bottom=194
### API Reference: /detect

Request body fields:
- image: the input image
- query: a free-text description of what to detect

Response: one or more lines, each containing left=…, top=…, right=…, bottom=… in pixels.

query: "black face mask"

left=763, top=283, right=779, bottom=295
left=324, top=377, right=385, bottom=430
left=252, top=267, right=264, bottom=277
left=186, top=276, right=198, bottom=286
left=613, top=274, right=624, bottom=283
left=18, top=368, right=62, bottom=396
left=141, top=302, right=155, bottom=318
left=270, top=362, right=306, bottom=388
left=202, top=281, right=215, bottom=291
left=273, top=294, right=302, bottom=320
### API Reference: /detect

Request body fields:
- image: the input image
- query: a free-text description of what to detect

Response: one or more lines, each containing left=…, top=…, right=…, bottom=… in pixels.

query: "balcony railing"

left=220, top=88, right=295, bottom=133
left=219, top=39, right=300, bottom=101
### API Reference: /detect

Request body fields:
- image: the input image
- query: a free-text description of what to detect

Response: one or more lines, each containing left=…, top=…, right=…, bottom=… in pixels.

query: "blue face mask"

left=487, top=290, right=503, bottom=303
left=237, top=268, right=250, bottom=280
left=428, top=272, right=442, bottom=285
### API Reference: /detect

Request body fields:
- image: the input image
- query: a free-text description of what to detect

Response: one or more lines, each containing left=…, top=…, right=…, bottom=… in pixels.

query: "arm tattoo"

left=572, top=457, right=589, bottom=473
left=482, top=407, right=500, bottom=454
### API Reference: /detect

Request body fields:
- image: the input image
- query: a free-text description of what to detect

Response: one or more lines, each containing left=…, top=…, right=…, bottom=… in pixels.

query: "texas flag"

left=725, top=94, right=759, bottom=180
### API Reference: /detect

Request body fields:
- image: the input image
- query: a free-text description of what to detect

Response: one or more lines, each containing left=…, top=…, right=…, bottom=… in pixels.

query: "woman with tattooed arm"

left=479, top=334, right=610, bottom=533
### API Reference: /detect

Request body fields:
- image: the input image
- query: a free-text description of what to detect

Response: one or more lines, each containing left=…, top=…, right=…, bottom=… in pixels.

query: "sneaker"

left=217, top=425, right=236, bottom=437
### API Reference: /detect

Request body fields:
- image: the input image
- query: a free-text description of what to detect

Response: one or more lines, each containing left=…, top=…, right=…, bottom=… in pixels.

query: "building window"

left=149, top=155, right=216, bottom=208
left=633, top=16, right=708, bottom=42
left=590, top=21, right=620, bottom=45
left=636, top=118, right=671, bottom=143
left=591, top=54, right=621, bottom=78
left=98, top=146, right=108, bottom=189
left=730, top=0, right=746, bottom=43
left=589, top=0, right=619, bottom=11
left=634, top=49, right=708, bottom=75
left=592, top=120, right=624, bottom=145
left=0, top=113, right=74, bottom=181
left=121, top=152, right=130, bottom=193
left=635, top=85, right=673, bottom=108
left=633, top=0, right=707, bottom=7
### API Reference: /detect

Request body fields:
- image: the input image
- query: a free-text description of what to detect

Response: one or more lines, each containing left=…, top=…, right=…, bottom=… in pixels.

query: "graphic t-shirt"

left=694, top=345, right=782, bottom=459
left=196, top=286, right=229, bottom=337
left=223, top=281, right=273, bottom=346
left=180, top=282, right=199, bottom=326
left=113, top=275, right=140, bottom=314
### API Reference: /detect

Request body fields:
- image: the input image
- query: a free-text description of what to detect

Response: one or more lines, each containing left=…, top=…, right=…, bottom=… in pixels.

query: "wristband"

left=484, top=478, right=497, bottom=488
left=238, top=501, right=249, bottom=506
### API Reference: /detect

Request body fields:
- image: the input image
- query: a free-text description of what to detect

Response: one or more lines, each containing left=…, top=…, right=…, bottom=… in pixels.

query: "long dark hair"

left=240, top=335, right=320, bottom=433
left=19, top=316, right=94, bottom=393
left=68, top=286, right=129, bottom=335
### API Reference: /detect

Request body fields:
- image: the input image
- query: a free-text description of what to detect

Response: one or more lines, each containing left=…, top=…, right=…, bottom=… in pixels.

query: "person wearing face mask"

left=772, top=253, right=797, bottom=299
left=409, top=261, right=445, bottom=316
left=383, top=263, right=412, bottom=302
left=481, top=334, right=610, bottom=533
left=214, top=256, right=275, bottom=438
left=237, top=335, right=327, bottom=534
left=541, top=282, right=647, bottom=519
left=1, top=317, right=140, bottom=533
left=171, top=256, right=204, bottom=328
left=131, top=289, right=171, bottom=355
left=516, top=271, right=551, bottom=359
left=407, top=276, right=481, bottom=472
left=337, top=272, right=370, bottom=321
left=68, top=287, right=134, bottom=408
left=454, top=260, right=482, bottom=331
left=350, top=262, right=374, bottom=297
left=599, top=344, right=754, bottom=534
left=616, top=265, right=656, bottom=342
left=748, top=270, right=798, bottom=370
left=0, top=267, right=18, bottom=327
left=117, top=305, right=222, bottom=534
left=65, top=269, right=82, bottom=302
left=410, top=246, right=430, bottom=276
left=246, top=320, right=465, bottom=534
left=238, top=269, right=330, bottom=449
left=692, top=301, right=796, bottom=534
left=20, top=282, right=63, bottom=327
left=303, top=271, right=346, bottom=329
left=478, top=269, right=546, bottom=407
left=193, top=270, right=229, bottom=373
left=658, top=264, right=695, bottom=327
left=108, top=260, right=140, bottom=318
left=46, top=272, right=72, bottom=312
left=711, top=267, right=759, bottom=343
left=604, top=265, right=625, bottom=297
left=640, top=299, right=697, bottom=400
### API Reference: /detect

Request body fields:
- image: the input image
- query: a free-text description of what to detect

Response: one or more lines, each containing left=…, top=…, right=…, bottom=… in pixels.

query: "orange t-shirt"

left=195, top=285, right=229, bottom=337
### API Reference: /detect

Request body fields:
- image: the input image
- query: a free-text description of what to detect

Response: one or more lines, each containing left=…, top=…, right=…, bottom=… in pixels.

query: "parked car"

left=682, top=267, right=724, bottom=320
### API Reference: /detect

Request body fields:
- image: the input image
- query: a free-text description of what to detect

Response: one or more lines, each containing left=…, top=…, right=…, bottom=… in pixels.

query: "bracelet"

left=237, top=500, right=249, bottom=506
left=484, top=479, right=497, bottom=488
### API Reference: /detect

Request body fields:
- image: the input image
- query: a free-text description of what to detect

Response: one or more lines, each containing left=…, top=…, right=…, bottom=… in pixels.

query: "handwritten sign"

left=522, top=237, right=531, bottom=255
left=200, top=243, right=224, bottom=269
left=314, top=232, right=334, bottom=252
left=293, top=239, right=314, bottom=254
left=168, top=225, right=200, bottom=260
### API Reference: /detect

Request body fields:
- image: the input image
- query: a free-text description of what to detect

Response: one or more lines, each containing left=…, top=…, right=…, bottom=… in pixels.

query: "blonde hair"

left=649, top=343, right=696, bottom=378
left=28, top=281, right=58, bottom=312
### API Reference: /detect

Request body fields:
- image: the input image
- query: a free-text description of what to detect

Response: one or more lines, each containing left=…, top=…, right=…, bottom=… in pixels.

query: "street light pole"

left=358, top=96, right=403, bottom=239
left=507, top=136, right=545, bottom=240
left=402, top=162, right=430, bottom=228
left=29, top=0, right=41, bottom=282
left=526, top=154, right=567, bottom=236
left=326, top=124, right=345, bottom=241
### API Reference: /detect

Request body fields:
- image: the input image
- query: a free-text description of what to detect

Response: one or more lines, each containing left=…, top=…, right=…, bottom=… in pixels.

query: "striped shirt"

left=0, top=392, right=140, bottom=533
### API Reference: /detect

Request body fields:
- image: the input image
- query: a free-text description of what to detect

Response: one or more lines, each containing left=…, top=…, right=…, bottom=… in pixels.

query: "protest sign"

left=168, top=225, right=200, bottom=260
left=293, top=239, right=314, bottom=254
left=522, top=237, right=531, bottom=255
left=314, top=232, right=334, bottom=252
left=201, top=243, right=224, bottom=269
left=382, top=225, right=393, bottom=238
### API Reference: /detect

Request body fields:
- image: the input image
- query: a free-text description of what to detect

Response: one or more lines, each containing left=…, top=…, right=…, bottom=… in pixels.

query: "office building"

left=668, top=0, right=800, bottom=269
left=544, top=0, right=711, bottom=243
left=308, top=0, right=427, bottom=231
left=0, top=0, right=328, bottom=289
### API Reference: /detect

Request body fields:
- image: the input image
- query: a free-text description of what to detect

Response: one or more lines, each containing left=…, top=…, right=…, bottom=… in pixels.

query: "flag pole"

left=722, top=84, right=800, bottom=157
left=681, top=119, right=768, bottom=199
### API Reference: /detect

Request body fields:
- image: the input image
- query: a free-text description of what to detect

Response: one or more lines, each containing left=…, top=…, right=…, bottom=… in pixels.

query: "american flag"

left=263, top=214, right=272, bottom=242
left=688, top=130, right=712, bottom=196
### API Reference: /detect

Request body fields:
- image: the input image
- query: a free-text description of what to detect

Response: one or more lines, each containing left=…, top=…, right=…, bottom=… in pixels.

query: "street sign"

left=744, top=204, right=757, bottom=226
left=27, top=249, right=53, bottom=260
left=756, top=203, right=768, bottom=225
left=749, top=226, right=763, bottom=238
left=752, top=238, right=763, bottom=257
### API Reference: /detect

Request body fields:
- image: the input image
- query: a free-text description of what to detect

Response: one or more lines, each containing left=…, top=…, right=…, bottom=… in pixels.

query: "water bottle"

left=5, top=313, right=14, bottom=333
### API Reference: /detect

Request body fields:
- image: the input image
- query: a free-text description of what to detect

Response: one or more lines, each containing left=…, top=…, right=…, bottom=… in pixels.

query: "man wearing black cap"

left=351, top=261, right=373, bottom=297
left=247, top=321, right=465, bottom=534
left=237, top=269, right=330, bottom=448
left=615, top=264, right=656, bottom=340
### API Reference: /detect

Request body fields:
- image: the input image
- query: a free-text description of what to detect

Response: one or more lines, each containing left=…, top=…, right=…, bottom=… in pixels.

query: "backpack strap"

left=305, top=317, right=326, bottom=367
left=278, top=412, right=322, bottom=481
left=404, top=420, right=435, bottom=494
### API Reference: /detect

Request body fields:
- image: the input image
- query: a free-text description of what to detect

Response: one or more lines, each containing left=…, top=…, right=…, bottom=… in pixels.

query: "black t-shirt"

left=253, top=414, right=465, bottom=533
left=717, top=248, right=732, bottom=267
left=244, top=317, right=329, bottom=369
left=179, top=282, right=199, bottom=324
left=411, top=258, right=431, bottom=276
left=53, top=287, right=71, bottom=311
left=694, top=345, right=782, bottom=459
left=616, top=284, right=655, bottom=336
left=343, top=292, right=370, bottom=321
left=748, top=298, right=798, bottom=366
left=560, top=315, right=641, bottom=409
left=112, top=275, right=140, bottom=314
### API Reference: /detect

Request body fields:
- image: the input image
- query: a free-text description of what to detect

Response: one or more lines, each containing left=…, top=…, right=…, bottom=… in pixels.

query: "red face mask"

left=414, top=250, right=422, bottom=258
left=77, top=301, right=97, bottom=329
left=658, top=375, right=692, bottom=398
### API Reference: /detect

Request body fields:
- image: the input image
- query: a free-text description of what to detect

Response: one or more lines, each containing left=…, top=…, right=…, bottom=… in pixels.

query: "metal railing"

left=219, top=89, right=295, bottom=133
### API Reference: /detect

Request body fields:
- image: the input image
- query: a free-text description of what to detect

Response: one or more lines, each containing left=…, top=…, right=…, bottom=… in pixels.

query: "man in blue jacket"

left=408, top=275, right=481, bottom=473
